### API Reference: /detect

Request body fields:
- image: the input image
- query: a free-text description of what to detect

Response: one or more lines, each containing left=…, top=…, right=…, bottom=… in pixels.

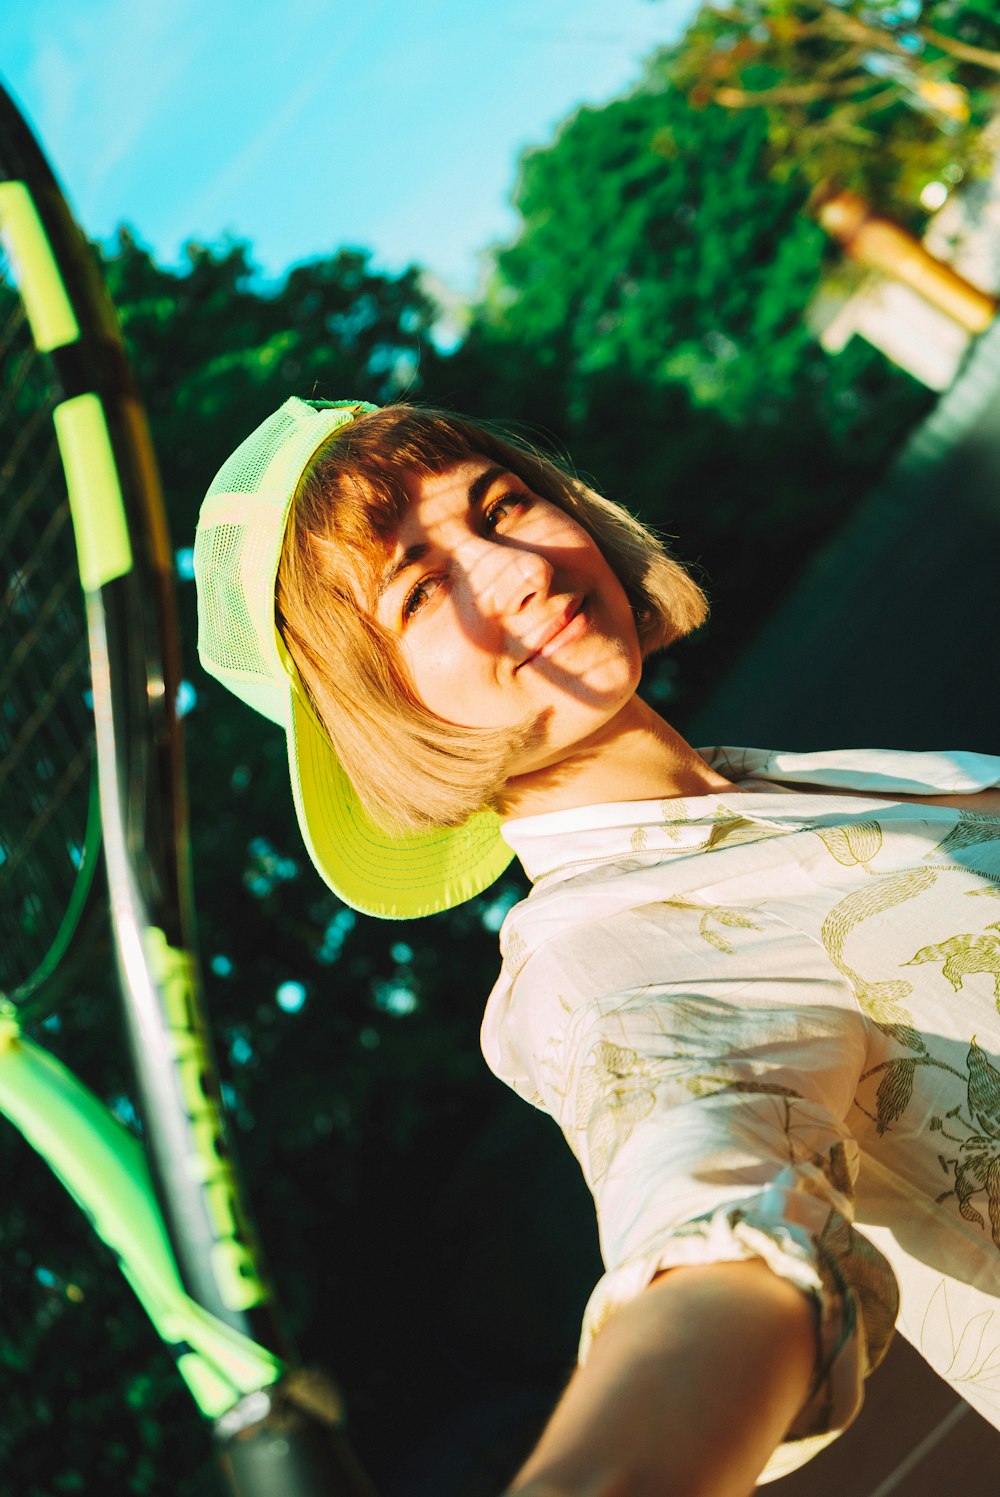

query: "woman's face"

left=371, top=457, right=643, bottom=777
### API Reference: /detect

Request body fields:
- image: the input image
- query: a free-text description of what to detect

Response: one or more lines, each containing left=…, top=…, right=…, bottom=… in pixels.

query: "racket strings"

left=0, top=526, right=70, bottom=674
left=0, top=399, right=62, bottom=541
left=0, top=631, right=90, bottom=802
left=2, top=500, right=73, bottom=638
left=1, top=750, right=89, bottom=911
left=0, top=252, right=97, bottom=998
left=0, top=283, right=30, bottom=368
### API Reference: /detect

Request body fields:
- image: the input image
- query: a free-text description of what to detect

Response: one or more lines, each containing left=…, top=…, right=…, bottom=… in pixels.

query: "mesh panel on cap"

left=196, top=522, right=272, bottom=677
left=205, top=407, right=300, bottom=500
left=197, top=405, right=308, bottom=682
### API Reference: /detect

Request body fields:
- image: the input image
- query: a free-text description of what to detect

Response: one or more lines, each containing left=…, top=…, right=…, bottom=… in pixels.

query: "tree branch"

left=715, top=74, right=885, bottom=109
left=816, top=2, right=921, bottom=61
left=919, top=23, right=1000, bottom=76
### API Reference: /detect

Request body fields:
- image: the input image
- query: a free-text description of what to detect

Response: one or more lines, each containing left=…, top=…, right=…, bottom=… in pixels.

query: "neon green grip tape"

left=0, top=1019, right=283, bottom=1417
left=53, top=393, right=133, bottom=589
left=0, top=180, right=79, bottom=351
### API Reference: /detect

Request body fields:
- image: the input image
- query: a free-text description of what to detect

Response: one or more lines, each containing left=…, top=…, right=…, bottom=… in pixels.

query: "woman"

left=194, top=396, right=1000, bottom=1496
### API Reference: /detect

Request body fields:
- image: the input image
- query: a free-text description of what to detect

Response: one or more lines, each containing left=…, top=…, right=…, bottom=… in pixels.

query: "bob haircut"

left=275, top=404, right=708, bottom=833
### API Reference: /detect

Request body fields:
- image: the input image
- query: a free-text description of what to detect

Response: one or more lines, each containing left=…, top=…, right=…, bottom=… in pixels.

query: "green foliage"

left=463, top=77, right=917, bottom=431
left=102, top=229, right=444, bottom=546
left=481, top=90, right=825, bottom=424
left=662, top=1, right=1000, bottom=226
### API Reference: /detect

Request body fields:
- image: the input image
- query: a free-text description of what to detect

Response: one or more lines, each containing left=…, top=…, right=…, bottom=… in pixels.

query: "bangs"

left=293, top=406, right=522, bottom=602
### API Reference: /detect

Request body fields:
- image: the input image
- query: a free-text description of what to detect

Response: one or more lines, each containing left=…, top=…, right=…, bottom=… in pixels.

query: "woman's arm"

left=504, top=1258, right=817, bottom=1497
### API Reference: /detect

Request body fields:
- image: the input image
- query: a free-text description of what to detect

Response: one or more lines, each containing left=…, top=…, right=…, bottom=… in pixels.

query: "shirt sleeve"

left=486, top=900, right=900, bottom=1482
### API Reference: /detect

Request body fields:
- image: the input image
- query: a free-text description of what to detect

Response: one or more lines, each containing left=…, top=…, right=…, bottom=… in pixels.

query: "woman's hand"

left=503, top=1257, right=818, bottom=1497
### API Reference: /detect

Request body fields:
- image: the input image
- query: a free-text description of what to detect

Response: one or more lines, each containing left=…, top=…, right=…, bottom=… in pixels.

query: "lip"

left=516, top=598, right=586, bottom=670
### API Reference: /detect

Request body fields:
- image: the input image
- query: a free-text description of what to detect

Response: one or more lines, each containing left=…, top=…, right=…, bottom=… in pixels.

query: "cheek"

left=401, top=620, right=499, bottom=719
left=407, top=646, right=456, bottom=700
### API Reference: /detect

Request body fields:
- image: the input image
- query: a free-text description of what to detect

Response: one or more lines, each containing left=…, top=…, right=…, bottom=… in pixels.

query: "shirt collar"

left=500, top=783, right=804, bottom=884
left=498, top=743, right=1000, bottom=884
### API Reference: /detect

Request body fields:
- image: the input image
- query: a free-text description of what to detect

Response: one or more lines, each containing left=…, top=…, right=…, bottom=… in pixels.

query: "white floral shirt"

left=482, top=746, right=1000, bottom=1481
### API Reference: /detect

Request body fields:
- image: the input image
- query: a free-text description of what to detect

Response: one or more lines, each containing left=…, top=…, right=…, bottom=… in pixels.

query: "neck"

left=499, top=695, right=734, bottom=820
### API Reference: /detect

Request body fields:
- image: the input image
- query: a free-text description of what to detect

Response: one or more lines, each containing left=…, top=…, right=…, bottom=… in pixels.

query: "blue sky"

left=1, top=0, right=698, bottom=298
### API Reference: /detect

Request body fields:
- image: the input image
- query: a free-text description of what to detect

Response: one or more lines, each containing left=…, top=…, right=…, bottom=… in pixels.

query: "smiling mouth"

left=516, top=599, right=586, bottom=670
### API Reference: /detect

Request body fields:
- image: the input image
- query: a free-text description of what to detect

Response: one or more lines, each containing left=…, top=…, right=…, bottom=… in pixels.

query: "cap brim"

left=287, top=685, right=514, bottom=919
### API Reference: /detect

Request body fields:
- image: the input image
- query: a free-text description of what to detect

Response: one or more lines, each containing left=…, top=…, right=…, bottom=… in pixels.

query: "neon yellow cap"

left=193, top=397, right=513, bottom=919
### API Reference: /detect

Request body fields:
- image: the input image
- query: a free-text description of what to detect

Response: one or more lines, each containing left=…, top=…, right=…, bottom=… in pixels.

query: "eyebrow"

left=375, top=465, right=510, bottom=603
left=467, top=464, right=507, bottom=508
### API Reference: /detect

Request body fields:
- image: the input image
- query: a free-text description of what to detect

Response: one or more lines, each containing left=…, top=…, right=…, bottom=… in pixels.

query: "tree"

left=478, top=89, right=826, bottom=427
left=102, top=231, right=444, bottom=545
left=665, top=1, right=1000, bottom=226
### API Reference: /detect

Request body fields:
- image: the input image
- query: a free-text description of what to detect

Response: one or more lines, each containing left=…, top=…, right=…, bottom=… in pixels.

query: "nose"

left=468, top=543, right=554, bottom=619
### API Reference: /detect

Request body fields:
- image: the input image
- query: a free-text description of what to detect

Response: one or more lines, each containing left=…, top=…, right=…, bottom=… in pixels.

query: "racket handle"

left=214, top=1372, right=378, bottom=1497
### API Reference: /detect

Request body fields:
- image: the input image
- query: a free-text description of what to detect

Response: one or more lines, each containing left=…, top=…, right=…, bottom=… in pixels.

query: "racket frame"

left=0, top=79, right=376, bottom=1497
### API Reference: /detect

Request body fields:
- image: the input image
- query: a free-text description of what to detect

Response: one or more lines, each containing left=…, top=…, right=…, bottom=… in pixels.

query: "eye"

left=401, top=574, right=443, bottom=623
left=484, top=493, right=524, bottom=532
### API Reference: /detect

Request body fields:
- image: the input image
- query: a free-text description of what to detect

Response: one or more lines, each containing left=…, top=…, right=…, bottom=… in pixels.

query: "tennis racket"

left=0, top=77, right=376, bottom=1497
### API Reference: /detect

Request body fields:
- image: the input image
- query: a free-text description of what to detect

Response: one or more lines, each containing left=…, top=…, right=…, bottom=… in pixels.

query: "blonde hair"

left=275, top=404, right=708, bottom=832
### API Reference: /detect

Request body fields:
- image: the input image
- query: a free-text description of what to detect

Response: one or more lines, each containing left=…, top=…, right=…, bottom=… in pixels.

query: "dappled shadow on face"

left=399, top=527, right=643, bottom=716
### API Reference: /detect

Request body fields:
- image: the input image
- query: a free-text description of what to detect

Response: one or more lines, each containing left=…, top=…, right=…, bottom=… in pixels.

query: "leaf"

left=928, top=816, right=1000, bottom=861
left=714, top=909, right=763, bottom=930
left=986, top=1158, right=1000, bottom=1251
left=967, top=1039, right=1000, bottom=1139
left=818, top=1213, right=898, bottom=1364
left=502, top=928, right=529, bottom=974
left=718, top=1079, right=802, bottom=1100
left=875, top=1058, right=917, bottom=1134
left=698, top=906, right=763, bottom=954
left=876, top=1022, right=928, bottom=1056
left=954, top=1159, right=987, bottom=1230
left=943, top=1310, right=996, bottom=1382
left=816, top=820, right=883, bottom=867
left=825, top=1140, right=855, bottom=1202
left=701, top=927, right=735, bottom=953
